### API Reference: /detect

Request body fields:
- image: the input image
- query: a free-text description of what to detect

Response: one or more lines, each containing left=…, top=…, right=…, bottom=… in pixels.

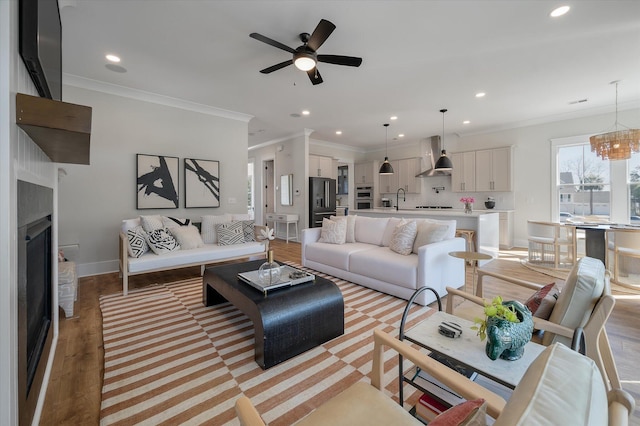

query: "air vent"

left=568, top=98, right=588, bottom=105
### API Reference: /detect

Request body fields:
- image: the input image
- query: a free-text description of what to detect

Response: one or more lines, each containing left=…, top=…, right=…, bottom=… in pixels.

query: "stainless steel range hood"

left=416, top=135, right=451, bottom=177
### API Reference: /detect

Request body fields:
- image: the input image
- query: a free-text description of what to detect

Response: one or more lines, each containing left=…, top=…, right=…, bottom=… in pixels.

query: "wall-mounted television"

left=19, top=0, right=62, bottom=101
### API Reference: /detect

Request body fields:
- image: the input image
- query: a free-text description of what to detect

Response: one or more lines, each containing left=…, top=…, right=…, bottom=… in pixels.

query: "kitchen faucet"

left=396, top=188, right=406, bottom=211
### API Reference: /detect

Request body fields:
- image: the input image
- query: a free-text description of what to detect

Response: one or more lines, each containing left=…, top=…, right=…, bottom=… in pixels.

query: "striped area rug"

left=99, top=263, right=434, bottom=425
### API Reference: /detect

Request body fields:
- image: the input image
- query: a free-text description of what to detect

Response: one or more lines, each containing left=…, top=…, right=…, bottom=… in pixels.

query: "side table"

left=448, top=251, right=492, bottom=296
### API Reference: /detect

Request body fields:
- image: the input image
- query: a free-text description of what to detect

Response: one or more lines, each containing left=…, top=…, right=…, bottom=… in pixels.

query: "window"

left=247, top=160, right=255, bottom=219
left=557, top=144, right=610, bottom=220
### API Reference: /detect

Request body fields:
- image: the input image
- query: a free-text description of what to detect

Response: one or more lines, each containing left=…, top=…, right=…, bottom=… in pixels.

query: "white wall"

left=58, top=85, right=251, bottom=277
left=1, top=0, right=59, bottom=423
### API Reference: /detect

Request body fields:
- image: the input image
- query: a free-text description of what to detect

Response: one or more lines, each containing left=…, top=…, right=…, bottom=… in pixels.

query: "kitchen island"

left=352, top=208, right=499, bottom=263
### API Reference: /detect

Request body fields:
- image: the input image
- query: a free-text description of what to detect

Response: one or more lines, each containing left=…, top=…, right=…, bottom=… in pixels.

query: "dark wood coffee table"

left=202, top=260, right=344, bottom=369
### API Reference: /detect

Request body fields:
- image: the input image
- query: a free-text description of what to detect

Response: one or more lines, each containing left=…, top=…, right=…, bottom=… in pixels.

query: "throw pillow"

left=429, top=398, right=487, bottom=426
left=525, top=282, right=560, bottom=319
left=145, top=228, right=180, bottom=255
left=242, top=220, right=256, bottom=242
left=162, top=216, right=191, bottom=229
left=126, top=226, right=149, bottom=258
left=169, top=225, right=204, bottom=250
left=216, top=221, right=245, bottom=246
left=330, top=215, right=357, bottom=243
left=318, top=218, right=347, bottom=244
left=201, top=214, right=232, bottom=244
left=390, top=220, right=418, bottom=255
left=413, top=222, right=450, bottom=254
left=140, top=215, right=164, bottom=232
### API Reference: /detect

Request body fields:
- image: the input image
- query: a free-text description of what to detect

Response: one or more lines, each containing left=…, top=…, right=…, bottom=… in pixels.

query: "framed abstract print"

left=184, top=158, right=220, bottom=208
left=136, top=154, right=179, bottom=209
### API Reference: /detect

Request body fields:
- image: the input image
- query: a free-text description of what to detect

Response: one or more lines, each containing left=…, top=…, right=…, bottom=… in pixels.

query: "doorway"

left=263, top=159, right=275, bottom=226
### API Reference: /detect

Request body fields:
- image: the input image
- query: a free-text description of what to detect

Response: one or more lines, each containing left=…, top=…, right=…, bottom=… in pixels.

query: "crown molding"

left=63, top=73, right=253, bottom=122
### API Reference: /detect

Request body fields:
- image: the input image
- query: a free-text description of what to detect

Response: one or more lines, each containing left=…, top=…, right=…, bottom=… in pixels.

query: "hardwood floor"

left=40, top=240, right=639, bottom=424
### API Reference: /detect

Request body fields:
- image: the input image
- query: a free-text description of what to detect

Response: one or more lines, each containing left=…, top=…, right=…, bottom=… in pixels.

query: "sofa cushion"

left=350, top=246, right=417, bottom=289
left=145, top=228, right=180, bottom=254
left=355, top=216, right=389, bottom=246
left=330, top=215, right=357, bottom=243
left=242, top=220, right=256, bottom=242
left=494, top=343, right=607, bottom=426
left=122, top=217, right=141, bottom=233
left=126, top=226, right=149, bottom=258
left=304, top=242, right=373, bottom=271
left=543, top=257, right=605, bottom=346
left=382, top=217, right=405, bottom=247
left=525, top=282, right=559, bottom=320
left=390, top=220, right=418, bottom=255
left=413, top=221, right=451, bottom=254
left=162, top=216, right=191, bottom=228
left=140, top=215, right=164, bottom=232
left=216, top=221, right=245, bottom=245
left=201, top=214, right=232, bottom=244
left=231, top=213, right=252, bottom=221
left=169, top=225, right=204, bottom=250
left=319, top=218, right=347, bottom=244
left=430, top=398, right=487, bottom=426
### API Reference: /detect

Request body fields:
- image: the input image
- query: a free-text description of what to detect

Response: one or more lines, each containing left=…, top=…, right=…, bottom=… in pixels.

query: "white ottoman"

left=58, top=261, right=77, bottom=318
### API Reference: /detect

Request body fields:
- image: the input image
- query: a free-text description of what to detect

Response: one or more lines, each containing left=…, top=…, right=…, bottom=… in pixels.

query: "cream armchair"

left=446, top=256, right=621, bottom=391
left=235, top=329, right=634, bottom=425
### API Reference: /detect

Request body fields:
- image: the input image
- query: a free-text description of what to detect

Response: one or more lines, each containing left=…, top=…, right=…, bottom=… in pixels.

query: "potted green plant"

left=472, top=296, right=534, bottom=361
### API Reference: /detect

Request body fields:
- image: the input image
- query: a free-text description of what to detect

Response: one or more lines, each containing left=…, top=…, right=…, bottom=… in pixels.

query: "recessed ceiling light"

left=550, top=6, right=570, bottom=17
left=475, top=92, right=486, bottom=98
left=398, top=134, right=404, bottom=138
left=390, top=116, right=398, bottom=120
left=336, top=130, right=342, bottom=135
left=463, top=120, right=470, bottom=124
left=302, top=110, right=310, bottom=116
left=105, top=54, right=120, bottom=63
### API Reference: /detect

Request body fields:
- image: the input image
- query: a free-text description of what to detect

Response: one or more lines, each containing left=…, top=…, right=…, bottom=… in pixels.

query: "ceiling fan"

left=250, top=19, right=363, bottom=85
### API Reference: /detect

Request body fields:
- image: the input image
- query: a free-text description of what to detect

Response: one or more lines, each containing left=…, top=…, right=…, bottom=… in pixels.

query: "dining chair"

left=526, top=220, right=576, bottom=270
left=606, top=228, right=640, bottom=288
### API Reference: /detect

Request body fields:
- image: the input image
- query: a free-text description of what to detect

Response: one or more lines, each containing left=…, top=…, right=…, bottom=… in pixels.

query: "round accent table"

left=448, top=251, right=493, bottom=296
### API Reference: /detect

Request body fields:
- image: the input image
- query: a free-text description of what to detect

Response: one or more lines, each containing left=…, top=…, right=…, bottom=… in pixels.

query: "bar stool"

left=455, top=229, right=476, bottom=252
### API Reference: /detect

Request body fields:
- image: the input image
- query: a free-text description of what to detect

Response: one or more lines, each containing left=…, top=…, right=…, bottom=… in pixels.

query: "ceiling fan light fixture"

left=294, top=52, right=316, bottom=71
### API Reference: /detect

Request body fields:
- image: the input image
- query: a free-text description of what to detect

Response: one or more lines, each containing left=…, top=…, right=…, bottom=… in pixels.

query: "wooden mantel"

left=16, top=93, right=92, bottom=165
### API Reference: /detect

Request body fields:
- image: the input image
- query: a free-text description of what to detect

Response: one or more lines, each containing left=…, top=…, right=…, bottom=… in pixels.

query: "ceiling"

left=59, top=1, right=640, bottom=151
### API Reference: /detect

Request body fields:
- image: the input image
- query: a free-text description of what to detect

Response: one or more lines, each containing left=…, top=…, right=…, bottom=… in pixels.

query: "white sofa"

left=119, top=215, right=267, bottom=296
left=302, top=216, right=466, bottom=305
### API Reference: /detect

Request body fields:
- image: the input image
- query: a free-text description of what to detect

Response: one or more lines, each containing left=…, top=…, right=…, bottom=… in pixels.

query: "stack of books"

left=412, top=352, right=478, bottom=423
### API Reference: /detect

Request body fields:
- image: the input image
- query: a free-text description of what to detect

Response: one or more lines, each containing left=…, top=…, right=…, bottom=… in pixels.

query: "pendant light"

left=379, top=123, right=394, bottom=175
left=434, top=108, right=453, bottom=171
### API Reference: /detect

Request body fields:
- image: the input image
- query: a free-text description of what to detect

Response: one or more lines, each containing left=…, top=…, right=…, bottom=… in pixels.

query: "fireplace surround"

left=17, top=180, right=54, bottom=426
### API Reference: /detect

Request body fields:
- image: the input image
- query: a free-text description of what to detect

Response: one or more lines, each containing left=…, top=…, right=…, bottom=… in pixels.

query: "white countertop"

left=352, top=208, right=500, bottom=218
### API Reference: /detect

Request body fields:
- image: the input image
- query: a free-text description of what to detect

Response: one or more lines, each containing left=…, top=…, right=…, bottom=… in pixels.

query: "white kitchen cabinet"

left=398, top=158, right=422, bottom=193
left=475, top=147, right=512, bottom=192
left=354, top=161, right=374, bottom=184
left=451, top=151, right=476, bottom=193
left=309, top=155, right=335, bottom=178
left=378, top=160, right=399, bottom=193
left=498, top=210, right=514, bottom=249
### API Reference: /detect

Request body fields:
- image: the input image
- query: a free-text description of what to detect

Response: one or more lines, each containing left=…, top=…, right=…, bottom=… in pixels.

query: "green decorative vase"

left=485, top=301, right=534, bottom=361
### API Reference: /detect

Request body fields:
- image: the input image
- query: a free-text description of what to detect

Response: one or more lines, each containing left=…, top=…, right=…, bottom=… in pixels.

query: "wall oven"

left=356, top=185, right=373, bottom=210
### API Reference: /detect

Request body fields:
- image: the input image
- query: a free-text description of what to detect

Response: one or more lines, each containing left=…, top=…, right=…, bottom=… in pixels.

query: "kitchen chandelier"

left=590, top=81, right=640, bottom=161
left=434, top=108, right=453, bottom=170
left=379, top=123, right=394, bottom=174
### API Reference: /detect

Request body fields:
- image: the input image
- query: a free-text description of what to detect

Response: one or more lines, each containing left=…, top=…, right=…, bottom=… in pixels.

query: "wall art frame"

left=184, top=158, right=220, bottom=208
left=136, top=154, right=179, bottom=209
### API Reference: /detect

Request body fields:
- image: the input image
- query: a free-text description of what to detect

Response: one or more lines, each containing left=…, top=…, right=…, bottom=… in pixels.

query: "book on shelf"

left=415, top=392, right=449, bottom=422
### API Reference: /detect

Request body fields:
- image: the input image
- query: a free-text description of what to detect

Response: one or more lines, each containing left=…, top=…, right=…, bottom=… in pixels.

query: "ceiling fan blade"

left=317, top=54, right=363, bottom=67
left=306, top=19, right=336, bottom=52
left=260, top=60, right=293, bottom=74
left=307, top=68, right=323, bottom=85
left=249, top=33, right=296, bottom=54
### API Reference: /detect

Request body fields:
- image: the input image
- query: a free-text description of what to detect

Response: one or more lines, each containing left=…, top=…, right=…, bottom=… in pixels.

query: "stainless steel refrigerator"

left=309, top=177, right=337, bottom=227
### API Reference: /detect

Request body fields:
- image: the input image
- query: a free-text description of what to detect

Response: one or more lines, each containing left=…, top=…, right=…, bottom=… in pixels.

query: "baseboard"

left=77, top=260, right=118, bottom=278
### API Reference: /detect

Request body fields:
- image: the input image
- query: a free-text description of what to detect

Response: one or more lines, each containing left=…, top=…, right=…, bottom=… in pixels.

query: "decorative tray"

left=238, top=264, right=315, bottom=294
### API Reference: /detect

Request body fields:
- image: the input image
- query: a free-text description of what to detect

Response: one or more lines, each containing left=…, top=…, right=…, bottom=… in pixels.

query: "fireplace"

left=17, top=180, right=54, bottom=426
